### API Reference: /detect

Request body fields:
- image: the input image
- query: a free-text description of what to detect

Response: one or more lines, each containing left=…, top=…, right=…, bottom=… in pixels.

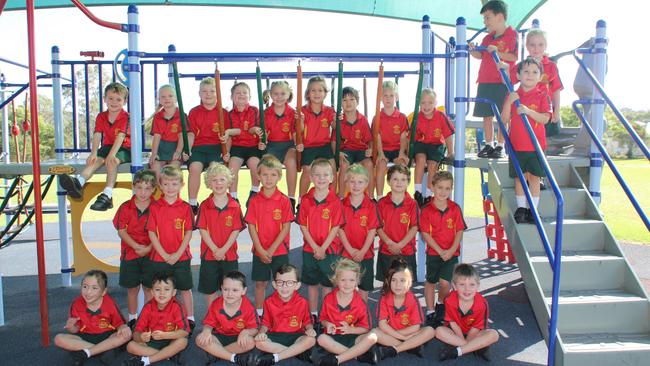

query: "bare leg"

left=308, top=285, right=320, bottom=313
left=127, top=287, right=140, bottom=316
left=228, top=157, right=244, bottom=195
left=188, top=162, right=204, bottom=201
left=436, top=327, right=499, bottom=354
left=414, top=154, right=426, bottom=186
left=79, top=158, right=106, bottom=182
left=285, top=149, right=298, bottom=198
left=104, top=156, right=121, bottom=190
left=198, top=335, right=254, bottom=361
left=257, top=335, right=316, bottom=360
left=255, top=281, right=267, bottom=310
left=426, top=161, right=439, bottom=193
left=483, top=117, right=494, bottom=144
left=424, top=281, right=436, bottom=312
left=128, top=338, right=188, bottom=363
left=375, top=158, right=388, bottom=197
left=338, top=160, right=349, bottom=198
left=181, top=289, right=193, bottom=317
left=318, top=332, right=378, bottom=363
left=205, top=292, right=219, bottom=308
left=437, top=278, right=451, bottom=303
left=361, top=158, right=374, bottom=197
left=247, top=157, right=261, bottom=189
left=299, top=165, right=311, bottom=198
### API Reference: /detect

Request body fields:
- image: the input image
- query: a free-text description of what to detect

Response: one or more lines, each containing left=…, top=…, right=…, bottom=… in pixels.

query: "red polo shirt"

left=297, top=188, right=344, bottom=254
left=229, top=104, right=260, bottom=147
left=337, top=111, right=372, bottom=151
left=477, top=26, right=519, bottom=84
left=265, top=105, right=296, bottom=143
left=262, top=291, right=311, bottom=333
left=196, top=194, right=245, bottom=261
left=320, top=289, right=371, bottom=333
left=69, top=294, right=125, bottom=334
left=419, top=199, right=466, bottom=256
left=151, top=108, right=183, bottom=142
left=135, top=297, right=189, bottom=333
left=204, top=296, right=259, bottom=336
left=301, top=104, right=335, bottom=147
left=414, top=110, right=454, bottom=145
left=188, top=104, right=227, bottom=146
left=377, top=192, right=419, bottom=256
left=95, top=109, right=131, bottom=148
left=146, top=197, right=194, bottom=262
left=377, top=291, right=424, bottom=331
left=375, top=109, right=409, bottom=151
left=444, top=291, right=489, bottom=334
left=341, top=194, right=380, bottom=260
left=509, top=55, right=563, bottom=104
left=244, top=188, right=294, bottom=256
left=507, top=86, right=551, bottom=152
left=113, top=196, right=152, bottom=261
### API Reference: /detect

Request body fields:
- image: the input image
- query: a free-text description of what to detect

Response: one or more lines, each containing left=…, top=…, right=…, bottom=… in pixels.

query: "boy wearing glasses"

left=254, top=264, right=317, bottom=365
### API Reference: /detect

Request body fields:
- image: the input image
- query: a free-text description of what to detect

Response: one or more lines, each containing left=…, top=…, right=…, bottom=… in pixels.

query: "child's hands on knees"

left=306, top=328, right=317, bottom=338
left=141, top=331, right=152, bottom=343
left=325, top=323, right=337, bottom=335
left=117, top=324, right=132, bottom=338
left=237, top=332, right=254, bottom=348
left=196, top=329, right=212, bottom=347
left=337, top=321, right=351, bottom=335
left=296, top=144, right=304, bottom=152
left=254, top=332, right=268, bottom=342
left=86, top=154, right=97, bottom=166
left=64, top=317, right=79, bottom=331
left=152, top=330, right=167, bottom=340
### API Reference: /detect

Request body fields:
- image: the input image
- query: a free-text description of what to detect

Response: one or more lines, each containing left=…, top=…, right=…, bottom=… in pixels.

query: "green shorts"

left=79, top=331, right=114, bottom=344
left=148, top=260, right=193, bottom=290
left=331, top=334, right=360, bottom=348
left=119, top=256, right=151, bottom=289
left=156, top=140, right=179, bottom=162
left=251, top=254, right=289, bottom=282
left=302, top=145, right=334, bottom=166
left=198, top=259, right=239, bottom=294
left=473, top=83, right=508, bottom=117
left=267, top=332, right=304, bottom=347
left=383, top=150, right=400, bottom=163
left=188, top=144, right=222, bottom=168
left=426, top=255, right=458, bottom=284
left=356, top=258, right=374, bottom=292
left=266, top=141, right=295, bottom=162
left=214, top=333, right=239, bottom=346
left=342, top=149, right=369, bottom=164
left=302, top=252, right=339, bottom=287
left=147, top=339, right=172, bottom=350
left=413, top=142, right=445, bottom=163
left=376, top=253, right=418, bottom=283
left=230, top=146, right=262, bottom=163
left=509, top=151, right=546, bottom=178
left=97, top=145, right=131, bottom=163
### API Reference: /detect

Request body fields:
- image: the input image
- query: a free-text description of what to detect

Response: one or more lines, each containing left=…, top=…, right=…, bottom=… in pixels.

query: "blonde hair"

left=305, top=76, right=329, bottom=101
left=310, top=158, right=333, bottom=176
left=382, top=80, right=398, bottom=94
left=204, top=162, right=234, bottom=187
left=257, top=154, right=283, bottom=177
left=263, top=81, right=294, bottom=105
left=160, top=164, right=183, bottom=182
left=158, top=84, right=177, bottom=101
left=420, top=88, right=437, bottom=100
left=431, top=170, right=453, bottom=187
left=345, top=163, right=369, bottom=181
left=330, top=257, right=362, bottom=285
left=526, top=29, right=548, bottom=45
left=199, top=77, right=215, bottom=88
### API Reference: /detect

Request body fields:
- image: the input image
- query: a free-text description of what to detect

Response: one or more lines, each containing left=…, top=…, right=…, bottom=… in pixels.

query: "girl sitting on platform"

left=148, top=85, right=184, bottom=181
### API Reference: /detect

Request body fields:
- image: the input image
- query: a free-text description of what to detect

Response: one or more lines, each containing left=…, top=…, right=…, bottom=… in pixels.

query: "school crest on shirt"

left=354, top=129, right=362, bottom=140
left=434, top=128, right=441, bottom=138
left=345, top=314, right=355, bottom=325
left=98, top=317, right=110, bottom=329
left=360, top=215, right=368, bottom=227
left=273, top=209, right=282, bottom=221
left=170, top=124, right=178, bottom=133
left=400, top=313, right=410, bottom=326
left=114, top=129, right=121, bottom=136
left=541, top=73, right=549, bottom=84
left=243, top=120, right=250, bottom=131
left=236, top=318, right=246, bottom=329
left=467, top=317, right=476, bottom=326
left=400, top=212, right=409, bottom=224
left=495, top=40, right=507, bottom=52
left=392, top=124, right=401, bottom=135
left=447, top=218, right=454, bottom=230
left=165, top=322, right=176, bottom=332
left=289, top=315, right=299, bottom=328
left=529, top=104, right=538, bottom=112
left=174, top=218, right=183, bottom=230
left=212, top=123, right=220, bottom=133
left=225, top=215, right=233, bottom=227
left=322, top=208, right=331, bottom=220
left=281, top=122, right=290, bottom=133
left=321, top=118, right=329, bottom=128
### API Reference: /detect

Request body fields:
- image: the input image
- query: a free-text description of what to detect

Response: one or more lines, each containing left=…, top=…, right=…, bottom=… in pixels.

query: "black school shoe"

left=477, top=144, right=494, bottom=158
left=122, top=356, right=144, bottom=366
left=414, top=191, right=424, bottom=208
left=255, top=353, right=276, bottom=366
left=357, top=345, right=380, bottom=364
left=245, top=190, right=257, bottom=208
left=439, top=345, right=459, bottom=361
left=311, top=314, right=322, bottom=335
left=317, top=353, right=339, bottom=366
left=433, top=303, right=446, bottom=327
left=205, top=352, right=219, bottom=365
left=488, top=145, right=504, bottom=159
left=378, top=345, right=398, bottom=360
left=514, top=207, right=529, bottom=224
left=59, top=174, right=83, bottom=199
left=70, top=350, right=88, bottom=366
left=190, top=204, right=199, bottom=216
left=188, top=319, right=196, bottom=336
left=290, top=197, right=297, bottom=215
left=405, top=344, right=424, bottom=358
left=90, top=193, right=113, bottom=211
left=474, top=346, right=491, bottom=361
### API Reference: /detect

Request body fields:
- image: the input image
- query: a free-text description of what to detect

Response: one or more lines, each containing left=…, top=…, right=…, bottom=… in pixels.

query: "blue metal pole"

left=71, top=65, right=79, bottom=151
left=421, top=16, right=432, bottom=89
left=0, top=73, right=9, bottom=228
left=453, top=17, right=468, bottom=261
left=589, top=20, right=607, bottom=205
left=446, top=37, right=456, bottom=118
left=84, top=63, right=91, bottom=149
left=98, top=64, right=103, bottom=109
left=430, top=30, right=435, bottom=89
left=127, top=5, right=142, bottom=173
left=52, top=46, right=72, bottom=287
left=168, top=44, right=176, bottom=85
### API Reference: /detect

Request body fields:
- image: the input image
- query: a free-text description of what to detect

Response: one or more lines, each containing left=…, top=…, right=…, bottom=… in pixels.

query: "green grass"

left=18, top=159, right=650, bottom=244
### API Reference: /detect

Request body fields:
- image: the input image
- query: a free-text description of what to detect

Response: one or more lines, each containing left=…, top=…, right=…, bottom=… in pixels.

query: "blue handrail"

left=490, top=51, right=565, bottom=366
left=573, top=52, right=650, bottom=160
left=573, top=101, right=650, bottom=231
left=0, top=75, right=51, bottom=111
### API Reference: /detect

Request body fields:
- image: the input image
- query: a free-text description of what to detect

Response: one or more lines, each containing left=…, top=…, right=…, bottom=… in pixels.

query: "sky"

left=0, top=0, right=648, bottom=118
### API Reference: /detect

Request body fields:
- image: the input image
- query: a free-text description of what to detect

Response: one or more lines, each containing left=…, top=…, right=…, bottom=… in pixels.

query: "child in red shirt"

left=245, top=154, right=295, bottom=312
left=412, top=88, right=454, bottom=207
left=503, top=57, right=552, bottom=224
left=125, top=272, right=189, bottom=366
left=260, top=81, right=299, bottom=210
left=149, top=85, right=184, bottom=181
left=336, top=86, right=374, bottom=197
left=54, top=270, right=131, bottom=365
left=196, top=162, right=245, bottom=307
left=196, top=271, right=259, bottom=366
left=436, top=264, right=499, bottom=361
left=373, top=258, right=436, bottom=359
left=255, top=264, right=317, bottom=364
left=316, top=258, right=379, bottom=366
left=339, top=164, right=379, bottom=301
left=113, top=169, right=156, bottom=328
left=59, top=82, right=131, bottom=211
left=146, top=165, right=195, bottom=330
left=373, top=81, right=409, bottom=198
left=420, top=171, right=466, bottom=328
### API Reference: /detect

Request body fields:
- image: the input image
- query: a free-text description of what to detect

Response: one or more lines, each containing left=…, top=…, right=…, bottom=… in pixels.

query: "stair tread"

left=529, top=250, right=622, bottom=262
left=563, top=332, right=650, bottom=352
left=544, top=289, right=646, bottom=304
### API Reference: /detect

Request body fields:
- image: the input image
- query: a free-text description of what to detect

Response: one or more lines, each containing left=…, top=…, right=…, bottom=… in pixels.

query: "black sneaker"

left=406, top=345, right=424, bottom=358
left=540, top=180, right=547, bottom=190
left=190, top=204, right=199, bottom=216
left=205, top=352, right=219, bottom=365
left=90, top=193, right=113, bottom=211
left=425, top=312, right=436, bottom=327
left=246, top=190, right=257, bottom=208
left=122, top=356, right=144, bottom=366
left=318, top=353, right=338, bottom=366
left=234, top=353, right=249, bottom=366
left=440, top=155, right=454, bottom=166
left=98, top=349, right=117, bottom=365
left=71, top=350, right=88, bottom=366
left=127, top=319, right=136, bottom=331
left=378, top=346, right=397, bottom=360
left=474, top=346, right=491, bottom=361
left=169, top=352, right=184, bottom=365
left=295, top=203, right=300, bottom=217
left=357, top=345, right=380, bottom=364
left=433, top=303, right=445, bottom=327
left=477, top=144, right=494, bottom=158
left=488, top=145, right=504, bottom=159
left=414, top=191, right=424, bottom=207
left=290, top=197, right=297, bottom=215
left=438, top=345, right=459, bottom=361
left=59, top=174, right=83, bottom=199
left=296, top=348, right=313, bottom=363
left=514, top=207, right=528, bottom=224
left=256, top=353, right=276, bottom=366
left=311, top=314, right=322, bottom=334
left=526, top=208, right=537, bottom=224
left=188, top=319, right=196, bottom=336
left=422, top=196, right=432, bottom=207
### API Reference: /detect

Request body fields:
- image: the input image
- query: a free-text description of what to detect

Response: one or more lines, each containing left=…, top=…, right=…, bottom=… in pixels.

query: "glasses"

left=274, top=280, right=297, bottom=288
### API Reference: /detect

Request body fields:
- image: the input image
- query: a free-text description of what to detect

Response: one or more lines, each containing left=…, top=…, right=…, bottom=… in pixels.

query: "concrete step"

left=516, top=219, right=615, bottom=254
left=546, top=289, right=647, bottom=305
left=562, top=333, right=650, bottom=365
left=501, top=187, right=597, bottom=219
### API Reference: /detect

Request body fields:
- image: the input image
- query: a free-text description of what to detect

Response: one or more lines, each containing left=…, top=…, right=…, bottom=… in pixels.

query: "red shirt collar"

left=258, top=187, right=283, bottom=201
left=205, top=193, right=239, bottom=210
left=231, top=104, right=252, bottom=115
left=157, top=195, right=185, bottom=208
left=306, top=187, right=337, bottom=204
left=381, top=108, right=401, bottom=118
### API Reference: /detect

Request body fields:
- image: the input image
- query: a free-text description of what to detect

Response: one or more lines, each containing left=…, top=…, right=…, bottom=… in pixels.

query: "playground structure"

left=1, top=2, right=649, bottom=365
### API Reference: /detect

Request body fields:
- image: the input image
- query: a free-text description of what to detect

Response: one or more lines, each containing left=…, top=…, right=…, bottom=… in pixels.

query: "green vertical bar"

left=408, top=63, right=424, bottom=165
left=335, top=61, right=344, bottom=169
left=171, top=62, right=190, bottom=155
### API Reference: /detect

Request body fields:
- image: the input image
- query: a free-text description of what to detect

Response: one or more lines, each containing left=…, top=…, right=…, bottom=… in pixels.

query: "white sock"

left=532, top=196, right=540, bottom=208
left=273, top=354, right=280, bottom=363
left=426, top=309, right=434, bottom=315
left=297, top=197, right=301, bottom=204
left=187, top=315, right=195, bottom=322
left=492, top=141, right=498, bottom=147
left=415, top=184, right=422, bottom=193
left=83, top=349, right=91, bottom=357
left=102, top=187, right=113, bottom=198
left=311, top=311, right=318, bottom=316
left=251, top=186, right=259, bottom=193
left=231, top=192, right=238, bottom=199
left=516, top=195, right=527, bottom=208
left=456, top=347, right=463, bottom=356
left=230, top=354, right=237, bottom=362
left=128, top=313, right=137, bottom=321
left=257, top=308, right=263, bottom=316
left=76, top=175, right=86, bottom=186
left=289, top=196, right=295, bottom=200
left=497, top=142, right=504, bottom=148
left=424, top=191, right=432, bottom=198
left=189, top=199, right=198, bottom=206
left=142, top=356, right=151, bottom=365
